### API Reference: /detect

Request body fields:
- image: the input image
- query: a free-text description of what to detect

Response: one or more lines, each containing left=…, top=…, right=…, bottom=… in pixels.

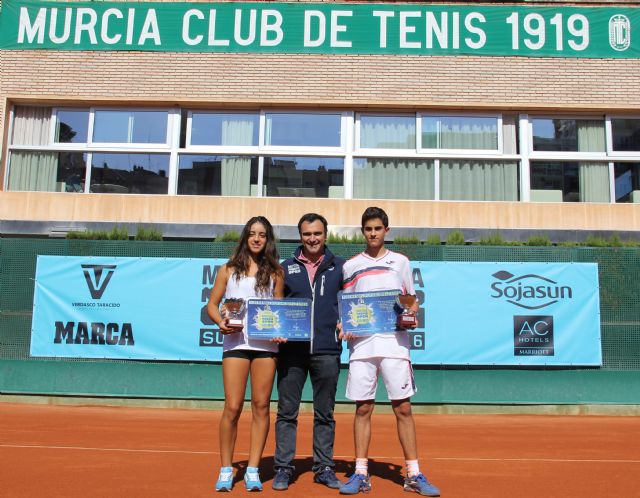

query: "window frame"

left=88, top=107, right=174, bottom=149
left=261, top=154, right=346, bottom=199
left=528, top=114, right=608, bottom=160
left=258, top=110, right=348, bottom=154
left=175, top=153, right=261, bottom=197
left=50, top=108, right=91, bottom=147
left=185, top=110, right=261, bottom=152
left=354, top=112, right=418, bottom=154
left=606, top=115, right=640, bottom=159
left=417, top=112, right=504, bottom=156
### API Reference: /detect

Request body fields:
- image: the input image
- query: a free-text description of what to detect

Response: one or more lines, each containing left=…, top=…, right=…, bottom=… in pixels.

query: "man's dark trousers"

left=274, top=350, right=340, bottom=473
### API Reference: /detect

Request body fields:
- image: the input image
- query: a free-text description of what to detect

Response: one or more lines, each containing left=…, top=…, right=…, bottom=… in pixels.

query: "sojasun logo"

left=81, top=264, right=117, bottom=299
left=490, top=271, right=572, bottom=310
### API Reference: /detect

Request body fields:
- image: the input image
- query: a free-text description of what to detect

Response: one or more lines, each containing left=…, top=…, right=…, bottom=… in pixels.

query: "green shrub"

left=327, top=232, right=366, bottom=244
left=218, top=231, right=241, bottom=242
left=479, top=232, right=505, bottom=246
left=607, top=234, right=623, bottom=247
left=584, top=235, right=608, bottom=247
left=67, top=230, right=107, bottom=240
left=425, top=234, right=441, bottom=246
left=393, top=234, right=421, bottom=245
left=446, top=230, right=466, bottom=245
left=526, top=234, right=552, bottom=246
left=93, top=230, right=110, bottom=240
left=67, top=227, right=129, bottom=240
left=134, top=226, right=162, bottom=241
left=108, top=226, right=130, bottom=240
left=557, top=240, right=580, bottom=247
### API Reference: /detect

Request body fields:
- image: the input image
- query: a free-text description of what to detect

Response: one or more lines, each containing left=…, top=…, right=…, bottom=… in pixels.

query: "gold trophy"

left=221, top=298, right=246, bottom=331
left=396, top=293, right=417, bottom=329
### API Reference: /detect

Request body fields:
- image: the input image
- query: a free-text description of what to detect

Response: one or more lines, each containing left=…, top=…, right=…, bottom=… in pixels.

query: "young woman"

left=207, top=216, right=285, bottom=492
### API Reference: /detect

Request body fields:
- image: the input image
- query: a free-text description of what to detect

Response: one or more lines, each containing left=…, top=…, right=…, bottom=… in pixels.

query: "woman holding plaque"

left=207, top=216, right=285, bottom=492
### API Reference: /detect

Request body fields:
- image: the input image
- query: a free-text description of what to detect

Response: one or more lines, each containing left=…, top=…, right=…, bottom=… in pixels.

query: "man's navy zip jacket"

left=280, top=245, right=345, bottom=356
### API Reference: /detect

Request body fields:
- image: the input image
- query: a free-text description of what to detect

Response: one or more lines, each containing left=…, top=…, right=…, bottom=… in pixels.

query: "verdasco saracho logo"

left=81, top=264, right=117, bottom=299
left=490, top=271, right=573, bottom=310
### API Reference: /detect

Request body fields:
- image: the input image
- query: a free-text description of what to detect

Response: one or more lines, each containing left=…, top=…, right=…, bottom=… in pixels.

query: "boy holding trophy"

left=339, top=207, right=440, bottom=497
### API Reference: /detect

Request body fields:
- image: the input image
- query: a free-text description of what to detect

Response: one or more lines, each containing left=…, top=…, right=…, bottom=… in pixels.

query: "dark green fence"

left=1, top=238, right=639, bottom=404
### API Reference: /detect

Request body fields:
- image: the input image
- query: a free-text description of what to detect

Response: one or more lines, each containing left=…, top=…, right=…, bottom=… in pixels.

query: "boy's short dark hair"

left=297, top=213, right=328, bottom=235
left=361, top=206, right=389, bottom=229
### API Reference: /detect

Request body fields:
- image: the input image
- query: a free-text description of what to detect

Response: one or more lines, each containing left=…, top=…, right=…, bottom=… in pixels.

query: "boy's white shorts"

left=345, top=357, right=417, bottom=401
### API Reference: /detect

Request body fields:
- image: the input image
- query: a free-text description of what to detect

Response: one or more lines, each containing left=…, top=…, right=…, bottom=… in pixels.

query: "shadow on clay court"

left=231, top=456, right=404, bottom=487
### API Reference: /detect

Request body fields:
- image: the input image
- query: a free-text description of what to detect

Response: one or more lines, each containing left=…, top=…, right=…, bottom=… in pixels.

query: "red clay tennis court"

left=1, top=402, right=638, bottom=497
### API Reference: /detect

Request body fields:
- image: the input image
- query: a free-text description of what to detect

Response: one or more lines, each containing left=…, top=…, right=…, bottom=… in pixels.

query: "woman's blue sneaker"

left=215, top=466, right=233, bottom=492
left=403, top=473, right=440, bottom=496
left=244, top=467, right=263, bottom=492
left=339, top=473, right=371, bottom=494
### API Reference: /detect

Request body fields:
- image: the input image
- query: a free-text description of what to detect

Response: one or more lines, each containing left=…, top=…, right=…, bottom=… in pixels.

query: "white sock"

left=406, top=459, right=420, bottom=477
left=355, top=458, right=368, bottom=475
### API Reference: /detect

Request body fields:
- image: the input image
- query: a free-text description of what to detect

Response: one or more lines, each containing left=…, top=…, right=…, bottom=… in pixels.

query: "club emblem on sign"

left=347, top=298, right=375, bottom=327
left=252, top=305, right=280, bottom=331
left=609, top=14, right=631, bottom=51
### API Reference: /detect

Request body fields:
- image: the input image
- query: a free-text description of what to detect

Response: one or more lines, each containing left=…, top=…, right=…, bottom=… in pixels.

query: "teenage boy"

left=339, top=207, right=440, bottom=497
left=273, top=213, right=345, bottom=491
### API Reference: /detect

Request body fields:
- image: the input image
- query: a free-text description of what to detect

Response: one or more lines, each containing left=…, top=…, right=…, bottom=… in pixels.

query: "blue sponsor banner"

left=31, top=255, right=228, bottom=360
left=405, top=262, right=602, bottom=366
left=31, top=256, right=601, bottom=365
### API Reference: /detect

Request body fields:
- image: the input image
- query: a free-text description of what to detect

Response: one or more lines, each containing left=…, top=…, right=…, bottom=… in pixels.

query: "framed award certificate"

left=339, top=290, right=401, bottom=336
left=247, top=298, right=312, bottom=340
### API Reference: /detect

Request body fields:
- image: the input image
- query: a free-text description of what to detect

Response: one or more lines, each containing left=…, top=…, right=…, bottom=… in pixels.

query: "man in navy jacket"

left=273, top=213, right=345, bottom=491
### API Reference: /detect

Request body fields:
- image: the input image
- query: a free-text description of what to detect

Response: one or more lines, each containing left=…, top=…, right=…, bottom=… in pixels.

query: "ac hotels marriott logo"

left=81, top=264, right=117, bottom=299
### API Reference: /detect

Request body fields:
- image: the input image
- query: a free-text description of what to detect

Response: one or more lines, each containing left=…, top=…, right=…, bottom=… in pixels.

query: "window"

left=11, top=106, right=51, bottom=146
left=92, top=110, right=169, bottom=144
left=8, top=151, right=86, bottom=192
left=422, top=115, right=499, bottom=151
left=532, top=118, right=605, bottom=152
left=189, top=112, right=259, bottom=146
left=530, top=161, right=610, bottom=203
left=54, top=110, right=89, bottom=143
left=11, top=105, right=631, bottom=204
left=263, top=156, right=343, bottom=198
left=611, top=119, right=640, bottom=152
left=178, top=155, right=259, bottom=196
left=90, top=153, right=169, bottom=194
left=359, top=115, right=415, bottom=149
left=440, top=160, right=518, bottom=201
left=264, top=113, right=341, bottom=147
left=353, top=158, right=434, bottom=200
left=614, top=163, right=640, bottom=202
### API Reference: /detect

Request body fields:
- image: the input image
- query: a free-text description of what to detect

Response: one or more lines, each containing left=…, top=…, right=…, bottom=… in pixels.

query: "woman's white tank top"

left=222, top=272, right=277, bottom=353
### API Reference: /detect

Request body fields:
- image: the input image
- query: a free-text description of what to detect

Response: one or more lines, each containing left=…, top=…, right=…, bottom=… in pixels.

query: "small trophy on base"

left=396, top=293, right=417, bottom=329
left=221, top=298, right=246, bottom=331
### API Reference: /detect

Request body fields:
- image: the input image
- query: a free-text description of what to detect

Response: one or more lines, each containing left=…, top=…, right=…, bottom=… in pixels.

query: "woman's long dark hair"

left=227, top=216, right=281, bottom=294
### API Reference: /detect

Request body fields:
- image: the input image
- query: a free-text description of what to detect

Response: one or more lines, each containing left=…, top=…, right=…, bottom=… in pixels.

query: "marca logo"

left=490, top=271, right=572, bottom=310
left=609, top=14, right=631, bottom=51
left=81, top=264, right=117, bottom=299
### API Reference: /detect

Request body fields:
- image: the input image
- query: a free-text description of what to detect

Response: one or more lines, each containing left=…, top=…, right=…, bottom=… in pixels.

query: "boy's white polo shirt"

left=342, top=249, right=415, bottom=361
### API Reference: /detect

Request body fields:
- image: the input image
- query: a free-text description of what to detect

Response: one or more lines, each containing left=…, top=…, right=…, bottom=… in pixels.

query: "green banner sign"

left=0, top=0, right=638, bottom=58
